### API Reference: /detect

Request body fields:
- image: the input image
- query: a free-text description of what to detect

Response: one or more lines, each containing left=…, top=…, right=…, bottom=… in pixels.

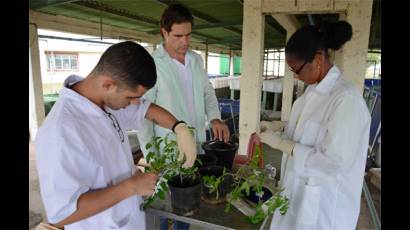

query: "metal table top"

left=145, top=191, right=273, bottom=230
left=145, top=166, right=277, bottom=230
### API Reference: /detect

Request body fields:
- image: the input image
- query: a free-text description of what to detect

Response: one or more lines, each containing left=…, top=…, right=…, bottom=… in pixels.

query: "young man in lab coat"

left=260, top=21, right=371, bottom=230
left=35, top=41, right=197, bottom=230
left=137, top=3, right=230, bottom=230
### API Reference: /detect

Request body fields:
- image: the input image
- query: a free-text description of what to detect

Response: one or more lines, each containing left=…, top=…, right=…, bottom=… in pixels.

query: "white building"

left=38, top=29, right=154, bottom=94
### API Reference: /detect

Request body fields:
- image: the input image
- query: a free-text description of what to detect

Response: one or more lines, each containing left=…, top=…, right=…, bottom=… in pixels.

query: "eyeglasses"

left=104, top=111, right=124, bottom=143
left=289, top=61, right=307, bottom=75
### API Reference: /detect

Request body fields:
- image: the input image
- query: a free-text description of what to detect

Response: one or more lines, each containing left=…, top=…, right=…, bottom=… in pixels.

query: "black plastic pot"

left=243, top=186, right=273, bottom=205
left=199, top=166, right=234, bottom=204
left=201, top=140, right=239, bottom=170
left=195, top=154, right=218, bottom=168
left=167, top=174, right=201, bottom=216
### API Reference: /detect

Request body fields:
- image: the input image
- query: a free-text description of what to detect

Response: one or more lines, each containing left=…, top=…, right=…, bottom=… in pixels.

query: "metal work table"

left=145, top=192, right=272, bottom=230
left=144, top=166, right=277, bottom=230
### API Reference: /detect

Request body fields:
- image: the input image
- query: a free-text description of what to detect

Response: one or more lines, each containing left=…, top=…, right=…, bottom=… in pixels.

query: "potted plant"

left=224, top=144, right=290, bottom=224
left=167, top=169, right=201, bottom=216
left=142, top=129, right=202, bottom=216
left=201, top=140, right=238, bottom=170
left=195, top=154, right=218, bottom=169
left=198, top=166, right=234, bottom=204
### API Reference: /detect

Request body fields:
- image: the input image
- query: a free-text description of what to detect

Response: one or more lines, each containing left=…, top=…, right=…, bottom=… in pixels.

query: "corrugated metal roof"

left=29, top=0, right=380, bottom=51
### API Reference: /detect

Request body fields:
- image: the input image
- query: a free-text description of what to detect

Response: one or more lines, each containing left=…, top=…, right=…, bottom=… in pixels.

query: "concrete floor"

left=29, top=142, right=47, bottom=229
left=29, top=141, right=380, bottom=229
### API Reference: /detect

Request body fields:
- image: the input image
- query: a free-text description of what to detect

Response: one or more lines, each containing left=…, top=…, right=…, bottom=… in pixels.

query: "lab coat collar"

left=155, top=42, right=194, bottom=63
left=314, top=65, right=341, bottom=94
left=60, top=75, right=106, bottom=117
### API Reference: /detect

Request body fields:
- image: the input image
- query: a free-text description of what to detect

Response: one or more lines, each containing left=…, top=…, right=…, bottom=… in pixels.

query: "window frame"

left=45, top=51, right=79, bottom=72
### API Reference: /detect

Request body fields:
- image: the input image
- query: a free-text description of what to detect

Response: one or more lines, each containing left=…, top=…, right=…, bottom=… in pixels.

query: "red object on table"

left=233, top=133, right=264, bottom=167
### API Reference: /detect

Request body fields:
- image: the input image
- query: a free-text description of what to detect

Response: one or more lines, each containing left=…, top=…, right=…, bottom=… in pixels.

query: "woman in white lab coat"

left=260, top=21, right=371, bottom=230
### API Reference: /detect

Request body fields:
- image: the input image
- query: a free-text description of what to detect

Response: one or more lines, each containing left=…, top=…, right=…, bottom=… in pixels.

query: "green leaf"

left=158, top=190, right=165, bottom=200
left=142, top=196, right=155, bottom=210
left=146, top=152, right=154, bottom=162
left=240, top=181, right=251, bottom=196
left=224, top=203, right=232, bottom=212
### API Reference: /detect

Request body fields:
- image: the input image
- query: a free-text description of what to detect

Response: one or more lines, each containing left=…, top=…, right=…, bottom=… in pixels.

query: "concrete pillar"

left=334, top=2, right=373, bottom=92
left=229, top=50, right=234, bottom=76
left=145, top=43, right=156, bottom=54
left=29, top=23, right=45, bottom=141
left=280, top=57, right=295, bottom=122
left=230, top=50, right=236, bottom=100
left=296, top=80, right=305, bottom=98
left=272, top=14, right=299, bottom=122
left=333, top=13, right=346, bottom=67
left=199, top=51, right=207, bottom=69
left=262, top=91, right=267, bottom=110
left=238, top=0, right=265, bottom=155
left=205, top=41, right=209, bottom=72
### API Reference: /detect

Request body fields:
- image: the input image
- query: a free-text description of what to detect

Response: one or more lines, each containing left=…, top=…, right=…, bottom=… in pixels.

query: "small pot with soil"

left=199, top=166, right=234, bottom=204
left=167, top=174, right=202, bottom=216
left=202, top=140, right=239, bottom=170
left=195, top=154, right=218, bottom=169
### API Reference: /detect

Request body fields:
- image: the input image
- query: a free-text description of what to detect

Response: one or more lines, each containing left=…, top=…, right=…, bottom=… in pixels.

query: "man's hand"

left=211, top=119, right=230, bottom=142
left=126, top=172, right=158, bottom=196
left=174, top=122, right=197, bottom=168
left=259, top=129, right=295, bottom=155
left=260, top=120, right=285, bottom=133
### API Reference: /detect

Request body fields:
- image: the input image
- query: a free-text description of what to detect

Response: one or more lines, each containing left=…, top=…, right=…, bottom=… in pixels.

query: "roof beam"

left=155, top=0, right=242, bottom=35
left=29, top=9, right=161, bottom=43
left=73, top=0, right=158, bottom=26
left=265, top=16, right=286, bottom=35
left=206, top=37, right=242, bottom=45
left=70, top=1, right=230, bottom=49
left=261, top=0, right=347, bottom=14
left=29, top=0, right=80, bottom=10
left=145, top=21, right=242, bottom=34
left=271, top=14, right=300, bottom=32
left=29, top=9, right=241, bottom=55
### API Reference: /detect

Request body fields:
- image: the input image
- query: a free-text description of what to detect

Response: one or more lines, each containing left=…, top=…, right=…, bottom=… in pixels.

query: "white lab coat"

left=269, top=66, right=371, bottom=230
left=137, top=44, right=221, bottom=156
left=35, top=75, right=150, bottom=230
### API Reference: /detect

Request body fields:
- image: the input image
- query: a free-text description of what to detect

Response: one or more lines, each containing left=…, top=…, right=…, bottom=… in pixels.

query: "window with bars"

left=263, top=49, right=285, bottom=79
left=46, top=52, right=79, bottom=71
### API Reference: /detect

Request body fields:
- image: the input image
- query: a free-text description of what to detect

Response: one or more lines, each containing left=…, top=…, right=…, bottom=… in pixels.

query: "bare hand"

left=211, top=119, right=230, bottom=143
left=126, top=172, right=158, bottom=196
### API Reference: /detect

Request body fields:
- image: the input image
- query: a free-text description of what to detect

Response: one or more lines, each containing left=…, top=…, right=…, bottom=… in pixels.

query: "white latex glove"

left=259, top=129, right=295, bottom=155
left=260, top=120, right=285, bottom=133
left=174, top=122, right=197, bottom=168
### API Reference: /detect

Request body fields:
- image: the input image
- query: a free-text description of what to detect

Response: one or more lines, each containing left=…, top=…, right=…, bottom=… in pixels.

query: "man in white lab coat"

left=137, top=4, right=230, bottom=230
left=260, top=21, right=371, bottom=230
left=138, top=3, right=230, bottom=154
left=35, top=41, right=197, bottom=230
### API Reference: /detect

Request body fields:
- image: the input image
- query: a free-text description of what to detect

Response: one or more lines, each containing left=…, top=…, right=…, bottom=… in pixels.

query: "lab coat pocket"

left=298, top=184, right=321, bottom=226
left=109, top=196, right=136, bottom=228
left=300, top=121, right=322, bottom=146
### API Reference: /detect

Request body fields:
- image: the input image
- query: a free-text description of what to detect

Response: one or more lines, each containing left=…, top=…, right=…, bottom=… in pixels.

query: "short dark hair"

left=285, top=21, right=353, bottom=62
left=160, top=3, right=194, bottom=36
left=91, top=41, right=157, bottom=89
